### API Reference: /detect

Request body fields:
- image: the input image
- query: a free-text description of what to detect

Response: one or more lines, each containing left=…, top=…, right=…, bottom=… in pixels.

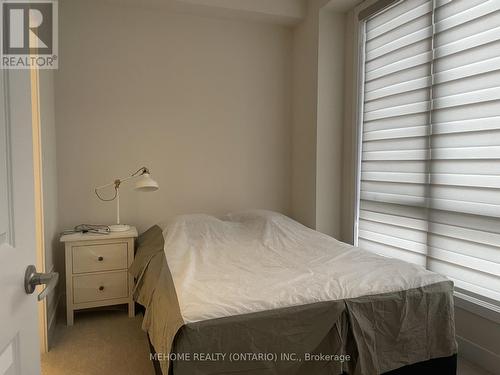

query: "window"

left=356, top=0, right=500, bottom=307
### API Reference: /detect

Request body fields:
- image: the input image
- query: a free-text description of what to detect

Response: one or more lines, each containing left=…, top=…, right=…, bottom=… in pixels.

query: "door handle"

left=24, top=265, right=59, bottom=301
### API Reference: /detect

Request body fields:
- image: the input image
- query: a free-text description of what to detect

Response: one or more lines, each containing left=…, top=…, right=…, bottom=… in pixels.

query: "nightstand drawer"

left=72, top=242, right=128, bottom=273
left=73, top=272, right=128, bottom=304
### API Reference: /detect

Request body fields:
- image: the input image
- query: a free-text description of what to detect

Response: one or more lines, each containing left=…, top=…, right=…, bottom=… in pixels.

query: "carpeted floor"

left=41, top=308, right=491, bottom=375
left=41, top=308, right=155, bottom=375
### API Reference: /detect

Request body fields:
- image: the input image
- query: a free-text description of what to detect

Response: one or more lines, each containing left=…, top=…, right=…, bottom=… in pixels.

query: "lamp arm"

left=94, top=167, right=150, bottom=201
left=131, top=166, right=150, bottom=177
left=94, top=181, right=116, bottom=191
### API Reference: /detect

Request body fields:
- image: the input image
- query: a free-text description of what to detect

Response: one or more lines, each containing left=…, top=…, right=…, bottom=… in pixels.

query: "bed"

left=129, top=210, right=457, bottom=375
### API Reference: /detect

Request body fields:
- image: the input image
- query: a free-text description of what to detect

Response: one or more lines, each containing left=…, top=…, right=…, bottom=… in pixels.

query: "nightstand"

left=60, top=227, right=138, bottom=326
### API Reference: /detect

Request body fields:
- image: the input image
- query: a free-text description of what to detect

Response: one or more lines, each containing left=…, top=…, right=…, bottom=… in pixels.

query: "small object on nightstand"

left=60, top=227, right=138, bottom=326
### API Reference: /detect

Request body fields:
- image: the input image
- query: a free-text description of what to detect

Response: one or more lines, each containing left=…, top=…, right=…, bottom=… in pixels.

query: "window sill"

left=454, top=292, right=500, bottom=325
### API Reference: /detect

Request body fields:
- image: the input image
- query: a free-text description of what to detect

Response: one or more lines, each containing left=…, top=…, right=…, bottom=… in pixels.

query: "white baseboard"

left=47, top=291, right=61, bottom=349
left=457, top=335, right=500, bottom=375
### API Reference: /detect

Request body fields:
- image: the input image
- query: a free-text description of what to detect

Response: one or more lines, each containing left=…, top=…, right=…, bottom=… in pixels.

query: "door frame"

left=30, top=66, right=49, bottom=353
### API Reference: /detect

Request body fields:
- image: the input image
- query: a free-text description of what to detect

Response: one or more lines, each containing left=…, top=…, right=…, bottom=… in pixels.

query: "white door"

left=0, top=70, right=41, bottom=374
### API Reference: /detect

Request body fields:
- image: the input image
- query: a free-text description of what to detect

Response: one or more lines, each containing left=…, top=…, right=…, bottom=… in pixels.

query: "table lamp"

left=94, top=166, right=159, bottom=232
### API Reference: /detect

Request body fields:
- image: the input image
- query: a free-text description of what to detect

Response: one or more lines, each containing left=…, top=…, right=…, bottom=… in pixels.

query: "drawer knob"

left=97, top=256, right=104, bottom=261
left=98, top=286, right=104, bottom=291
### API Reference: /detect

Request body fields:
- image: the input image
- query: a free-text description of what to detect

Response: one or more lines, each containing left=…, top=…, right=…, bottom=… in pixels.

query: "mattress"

left=130, top=210, right=457, bottom=375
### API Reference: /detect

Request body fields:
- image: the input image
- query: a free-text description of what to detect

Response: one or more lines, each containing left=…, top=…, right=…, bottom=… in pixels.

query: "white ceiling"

left=100, top=0, right=362, bottom=25
left=322, top=0, right=364, bottom=12
left=101, top=0, right=307, bottom=25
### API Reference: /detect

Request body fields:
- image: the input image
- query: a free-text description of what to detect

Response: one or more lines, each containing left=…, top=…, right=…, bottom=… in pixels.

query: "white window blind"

left=357, top=0, right=500, bottom=305
left=358, top=0, right=433, bottom=266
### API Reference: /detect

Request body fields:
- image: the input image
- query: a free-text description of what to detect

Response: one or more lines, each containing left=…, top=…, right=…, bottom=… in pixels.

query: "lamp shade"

left=134, top=173, right=159, bottom=192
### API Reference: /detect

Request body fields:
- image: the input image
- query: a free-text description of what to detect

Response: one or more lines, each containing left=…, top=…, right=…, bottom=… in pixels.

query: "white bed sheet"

left=162, top=210, right=448, bottom=323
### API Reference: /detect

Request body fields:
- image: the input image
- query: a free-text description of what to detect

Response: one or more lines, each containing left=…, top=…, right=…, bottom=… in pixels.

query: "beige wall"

left=290, top=0, right=347, bottom=239
left=316, top=9, right=345, bottom=238
left=455, top=306, right=500, bottom=372
left=290, top=0, right=322, bottom=229
left=340, top=9, right=357, bottom=244
left=55, top=0, right=292, bottom=234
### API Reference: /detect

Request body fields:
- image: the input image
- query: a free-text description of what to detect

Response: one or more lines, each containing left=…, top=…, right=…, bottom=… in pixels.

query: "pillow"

left=224, top=209, right=285, bottom=223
